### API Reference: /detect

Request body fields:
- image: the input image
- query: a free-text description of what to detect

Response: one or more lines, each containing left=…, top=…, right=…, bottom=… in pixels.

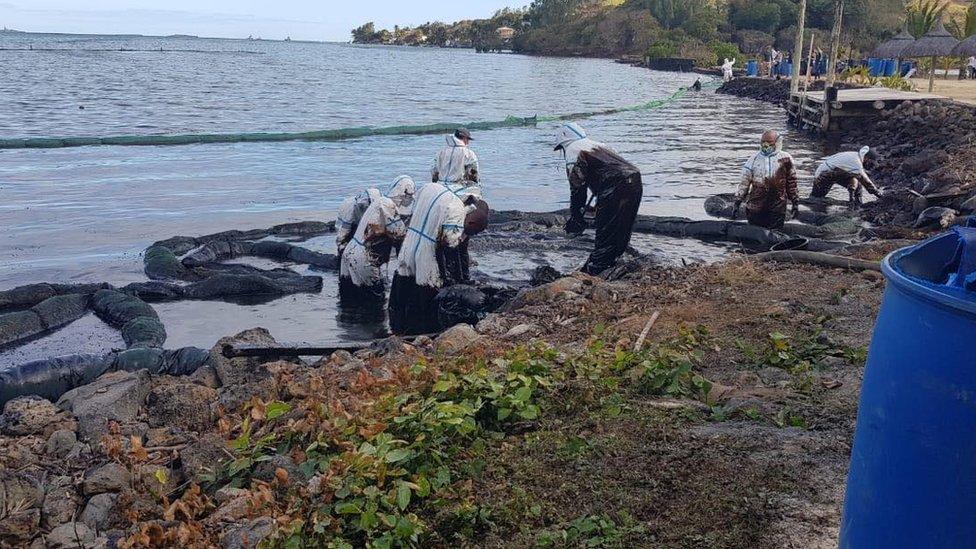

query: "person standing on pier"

left=733, top=130, right=799, bottom=230
left=554, top=122, right=643, bottom=276
left=432, top=128, right=480, bottom=193
left=811, top=146, right=881, bottom=208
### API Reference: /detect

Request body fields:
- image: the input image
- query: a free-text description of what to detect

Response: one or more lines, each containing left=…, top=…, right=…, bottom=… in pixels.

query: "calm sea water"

left=0, top=34, right=830, bottom=360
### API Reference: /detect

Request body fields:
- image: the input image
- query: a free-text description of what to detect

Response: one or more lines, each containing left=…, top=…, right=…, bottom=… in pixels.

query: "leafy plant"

left=620, top=325, right=713, bottom=403
left=905, top=0, right=948, bottom=38
left=948, top=2, right=976, bottom=39
left=646, top=40, right=678, bottom=58
left=536, top=514, right=645, bottom=548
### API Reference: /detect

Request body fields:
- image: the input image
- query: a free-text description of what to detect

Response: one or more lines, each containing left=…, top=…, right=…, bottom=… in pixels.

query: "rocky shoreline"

left=0, top=242, right=901, bottom=547
left=717, top=77, right=976, bottom=230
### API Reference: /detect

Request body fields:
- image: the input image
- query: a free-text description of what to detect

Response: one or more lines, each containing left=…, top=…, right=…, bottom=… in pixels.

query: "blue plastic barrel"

left=841, top=228, right=976, bottom=548
left=780, top=61, right=792, bottom=76
left=746, top=60, right=758, bottom=76
left=883, top=58, right=897, bottom=77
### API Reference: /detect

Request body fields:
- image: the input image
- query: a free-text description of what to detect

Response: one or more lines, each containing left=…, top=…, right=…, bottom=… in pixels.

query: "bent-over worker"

left=389, top=182, right=488, bottom=335
left=555, top=122, right=643, bottom=276
left=336, top=189, right=375, bottom=258
left=734, top=130, right=799, bottom=230
left=338, top=176, right=416, bottom=305
left=432, top=128, right=480, bottom=193
left=811, top=146, right=881, bottom=208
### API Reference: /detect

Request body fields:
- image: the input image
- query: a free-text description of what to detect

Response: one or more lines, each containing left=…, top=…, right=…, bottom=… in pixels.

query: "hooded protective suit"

left=811, top=147, right=880, bottom=206
left=555, top=123, right=643, bottom=276
left=721, top=58, right=736, bottom=82
left=432, top=134, right=480, bottom=186
left=336, top=189, right=377, bottom=257
left=338, top=177, right=415, bottom=303
left=389, top=182, right=480, bottom=335
left=736, top=138, right=798, bottom=230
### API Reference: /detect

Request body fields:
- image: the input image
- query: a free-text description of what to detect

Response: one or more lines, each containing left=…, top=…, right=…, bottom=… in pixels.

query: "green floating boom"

left=0, top=83, right=703, bottom=150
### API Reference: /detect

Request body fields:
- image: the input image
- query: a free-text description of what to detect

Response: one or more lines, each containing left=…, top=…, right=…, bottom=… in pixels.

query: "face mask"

left=760, top=143, right=775, bottom=155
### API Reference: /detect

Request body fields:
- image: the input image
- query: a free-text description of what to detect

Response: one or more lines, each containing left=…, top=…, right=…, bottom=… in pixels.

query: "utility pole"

left=826, top=0, right=845, bottom=86
left=791, top=0, right=808, bottom=94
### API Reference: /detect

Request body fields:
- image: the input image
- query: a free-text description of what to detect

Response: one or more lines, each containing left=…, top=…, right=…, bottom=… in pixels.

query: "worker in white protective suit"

left=733, top=130, right=799, bottom=230
left=721, top=58, right=736, bottom=82
left=336, top=189, right=376, bottom=258
left=389, top=182, right=488, bottom=335
left=338, top=176, right=416, bottom=307
left=555, top=122, right=643, bottom=276
left=811, top=146, right=882, bottom=209
left=431, top=128, right=480, bottom=192
left=335, top=176, right=417, bottom=258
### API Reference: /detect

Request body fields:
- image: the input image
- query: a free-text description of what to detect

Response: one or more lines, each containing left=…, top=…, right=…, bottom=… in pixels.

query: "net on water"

left=0, top=82, right=713, bottom=150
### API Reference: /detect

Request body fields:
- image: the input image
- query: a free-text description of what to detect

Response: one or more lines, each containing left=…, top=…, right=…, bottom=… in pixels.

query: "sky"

left=0, top=0, right=528, bottom=41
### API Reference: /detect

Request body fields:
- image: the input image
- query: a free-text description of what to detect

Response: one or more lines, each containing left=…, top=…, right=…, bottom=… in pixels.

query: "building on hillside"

left=496, top=27, right=516, bottom=41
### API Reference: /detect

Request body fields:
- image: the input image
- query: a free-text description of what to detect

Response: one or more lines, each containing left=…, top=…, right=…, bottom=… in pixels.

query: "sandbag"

left=122, top=317, right=167, bottom=349
left=0, top=311, right=44, bottom=347
left=286, top=247, right=339, bottom=270
left=271, top=221, right=335, bottom=236
left=91, top=290, right=159, bottom=328
left=0, top=354, right=115, bottom=404
left=435, top=285, right=490, bottom=329
left=182, top=273, right=323, bottom=300
left=249, top=241, right=293, bottom=261
left=144, top=245, right=192, bottom=280
left=122, top=281, right=184, bottom=302
left=182, top=240, right=253, bottom=267
left=31, top=294, right=90, bottom=330
left=0, top=284, right=57, bottom=311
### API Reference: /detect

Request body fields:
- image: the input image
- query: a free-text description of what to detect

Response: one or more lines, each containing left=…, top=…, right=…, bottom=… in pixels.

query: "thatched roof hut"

left=872, top=29, right=915, bottom=59
left=901, top=21, right=959, bottom=57
left=951, top=34, right=976, bottom=57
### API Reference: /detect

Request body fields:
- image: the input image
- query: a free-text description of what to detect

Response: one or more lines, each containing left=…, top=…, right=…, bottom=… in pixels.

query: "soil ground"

left=908, top=77, right=976, bottom=105
left=466, top=254, right=886, bottom=548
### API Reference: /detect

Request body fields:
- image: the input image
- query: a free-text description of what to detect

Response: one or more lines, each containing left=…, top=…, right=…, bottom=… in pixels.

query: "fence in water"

left=0, top=81, right=717, bottom=150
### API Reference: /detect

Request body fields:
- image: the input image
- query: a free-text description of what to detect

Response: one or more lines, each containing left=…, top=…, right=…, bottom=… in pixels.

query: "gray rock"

left=145, top=380, right=217, bottom=432
left=79, top=493, right=119, bottom=530
left=46, top=522, right=96, bottom=549
left=188, top=364, right=222, bottom=389
left=1, top=396, right=76, bottom=437
left=503, top=323, right=541, bottom=339
left=475, top=314, right=508, bottom=336
left=57, top=370, right=151, bottom=441
left=0, top=471, right=44, bottom=515
left=180, top=433, right=230, bottom=481
left=434, top=324, right=482, bottom=354
left=82, top=463, right=130, bottom=496
left=41, top=476, right=79, bottom=530
left=0, top=509, right=40, bottom=545
left=222, top=517, right=274, bottom=549
left=46, top=429, right=78, bottom=458
left=209, top=329, right=277, bottom=387
left=914, top=206, right=957, bottom=229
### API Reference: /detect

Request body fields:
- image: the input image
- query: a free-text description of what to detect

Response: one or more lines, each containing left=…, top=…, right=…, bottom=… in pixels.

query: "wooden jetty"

left=787, top=87, right=947, bottom=132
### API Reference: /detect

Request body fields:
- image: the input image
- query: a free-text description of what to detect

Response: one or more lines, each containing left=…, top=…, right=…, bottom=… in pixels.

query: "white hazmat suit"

left=432, top=135, right=480, bottom=186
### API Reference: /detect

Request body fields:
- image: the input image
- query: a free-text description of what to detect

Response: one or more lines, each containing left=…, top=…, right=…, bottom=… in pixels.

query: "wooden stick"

left=634, top=311, right=661, bottom=352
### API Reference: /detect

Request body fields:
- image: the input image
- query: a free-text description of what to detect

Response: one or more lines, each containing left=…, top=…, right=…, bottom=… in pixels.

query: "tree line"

left=352, top=0, right=971, bottom=65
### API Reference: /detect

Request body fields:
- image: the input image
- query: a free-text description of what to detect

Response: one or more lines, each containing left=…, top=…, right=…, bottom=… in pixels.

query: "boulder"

left=914, top=206, right=957, bottom=229
left=503, top=324, right=541, bottom=339
left=57, top=370, right=151, bottom=441
left=45, top=429, right=78, bottom=458
left=0, top=471, right=44, bottom=515
left=79, top=493, right=119, bottom=530
left=180, top=433, right=230, bottom=481
left=222, top=517, right=274, bottom=549
left=45, top=522, right=96, bottom=549
left=475, top=314, right=508, bottom=336
left=82, top=463, right=130, bottom=495
left=1, top=396, right=76, bottom=436
left=435, top=324, right=482, bottom=355
left=41, top=476, right=80, bottom=530
left=0, top=509, right=40, bottom=545
left=209, top=329, right=278, bottom=387
left=145, top=380, right=218, bottom=432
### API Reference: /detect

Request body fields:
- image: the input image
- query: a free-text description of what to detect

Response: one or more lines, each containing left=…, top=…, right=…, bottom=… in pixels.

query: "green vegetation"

left=353, top=0, right=909, bottom=64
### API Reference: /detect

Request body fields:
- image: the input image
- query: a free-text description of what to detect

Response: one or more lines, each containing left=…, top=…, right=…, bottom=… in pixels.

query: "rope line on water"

left=0, top=81, right=713, bottom=150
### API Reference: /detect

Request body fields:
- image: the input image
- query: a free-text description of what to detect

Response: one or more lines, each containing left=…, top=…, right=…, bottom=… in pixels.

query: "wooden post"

left=805, top=34, right=816, bottom=87
left=929, top=55, right=936, bottom=92
left=791, top=0, right=808, bottom=94
left=826, top=0, right=845, bottom=87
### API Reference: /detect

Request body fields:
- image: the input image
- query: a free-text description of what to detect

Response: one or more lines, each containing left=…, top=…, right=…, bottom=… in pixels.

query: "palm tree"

left=948, top=2, right=976, bottom=39
left=905, top=0, right=949, bottom=39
